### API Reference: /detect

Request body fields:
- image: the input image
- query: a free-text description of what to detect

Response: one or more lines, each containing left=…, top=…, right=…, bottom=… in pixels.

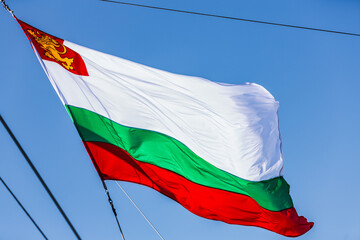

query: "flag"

left=17, top=19, right=313, bottom=237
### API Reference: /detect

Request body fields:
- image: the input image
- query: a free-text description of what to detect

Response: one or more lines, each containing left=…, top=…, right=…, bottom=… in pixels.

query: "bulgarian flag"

left=17, top=19, right=313, bottom=237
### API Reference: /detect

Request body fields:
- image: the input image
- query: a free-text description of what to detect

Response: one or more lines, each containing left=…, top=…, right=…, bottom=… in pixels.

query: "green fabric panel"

left=66, top=105, right=293, bottom=211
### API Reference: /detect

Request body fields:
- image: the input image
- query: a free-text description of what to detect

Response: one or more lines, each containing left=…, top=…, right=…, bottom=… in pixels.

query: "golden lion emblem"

left=27, top=29, right=74, bottom=70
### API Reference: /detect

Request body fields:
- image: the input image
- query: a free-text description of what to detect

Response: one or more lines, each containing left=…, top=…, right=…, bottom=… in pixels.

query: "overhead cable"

left=0, top=115, right=82, bottom=240
left=0, top=176, right=48, bottom=239
left=100, top=0, right=360, bottom=37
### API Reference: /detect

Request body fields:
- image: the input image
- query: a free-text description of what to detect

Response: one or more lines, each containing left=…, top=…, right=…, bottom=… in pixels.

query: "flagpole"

left=0, top=115, right=82, bottom=240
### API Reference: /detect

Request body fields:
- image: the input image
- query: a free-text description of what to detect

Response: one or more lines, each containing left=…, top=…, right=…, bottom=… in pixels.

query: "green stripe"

left=66, top=105, right=293, bottom=211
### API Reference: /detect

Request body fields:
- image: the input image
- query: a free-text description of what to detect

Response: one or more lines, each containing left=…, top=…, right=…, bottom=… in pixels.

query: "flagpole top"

left=1, top=0, right=14, bottom=17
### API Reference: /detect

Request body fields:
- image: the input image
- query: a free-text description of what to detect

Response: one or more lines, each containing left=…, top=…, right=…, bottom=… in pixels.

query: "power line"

left=0, top=176, right=48, bottom=239
left=100, top=0, right=360, bottom=37
left=0, top=115, right=82, bottom=240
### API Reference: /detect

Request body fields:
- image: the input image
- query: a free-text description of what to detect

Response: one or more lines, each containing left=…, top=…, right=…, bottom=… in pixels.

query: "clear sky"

left=1, top=0, right=359, bottom=239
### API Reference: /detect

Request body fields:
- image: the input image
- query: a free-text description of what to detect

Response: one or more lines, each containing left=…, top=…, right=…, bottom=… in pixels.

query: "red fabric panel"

left=84, top=141, right=313, bottom=237
left=17, top=19, right=88, bottom=76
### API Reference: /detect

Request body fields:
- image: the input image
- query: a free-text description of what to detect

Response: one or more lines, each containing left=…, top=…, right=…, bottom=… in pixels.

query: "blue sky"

left=1, top=0, right=360, bottom=239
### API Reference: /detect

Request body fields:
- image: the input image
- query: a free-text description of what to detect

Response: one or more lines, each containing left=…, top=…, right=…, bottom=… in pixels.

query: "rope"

left=0, top=176, right=48, bottom=239
left=116, top=181, right=165, bottom=240
left=0, top=0, right=14, bottom=16
left=100, top=0, right=360, bottom=37
left=0, top=115, right=82, bottom=240
left=63, top=109, right=127, bottom=240
left=102, top=181, right=126, bottom=240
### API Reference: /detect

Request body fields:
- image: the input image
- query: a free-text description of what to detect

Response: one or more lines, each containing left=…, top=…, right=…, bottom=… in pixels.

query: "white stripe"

left=40, top=40, right=283, bottom=182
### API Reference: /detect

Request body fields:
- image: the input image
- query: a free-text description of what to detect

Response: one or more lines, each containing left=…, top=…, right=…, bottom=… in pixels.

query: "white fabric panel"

left=40, top=40, right=283, bottom=182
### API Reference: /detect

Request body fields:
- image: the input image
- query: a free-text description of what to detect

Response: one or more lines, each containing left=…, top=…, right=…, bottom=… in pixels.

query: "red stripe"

left=84, top=141, right=313, bottom=237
